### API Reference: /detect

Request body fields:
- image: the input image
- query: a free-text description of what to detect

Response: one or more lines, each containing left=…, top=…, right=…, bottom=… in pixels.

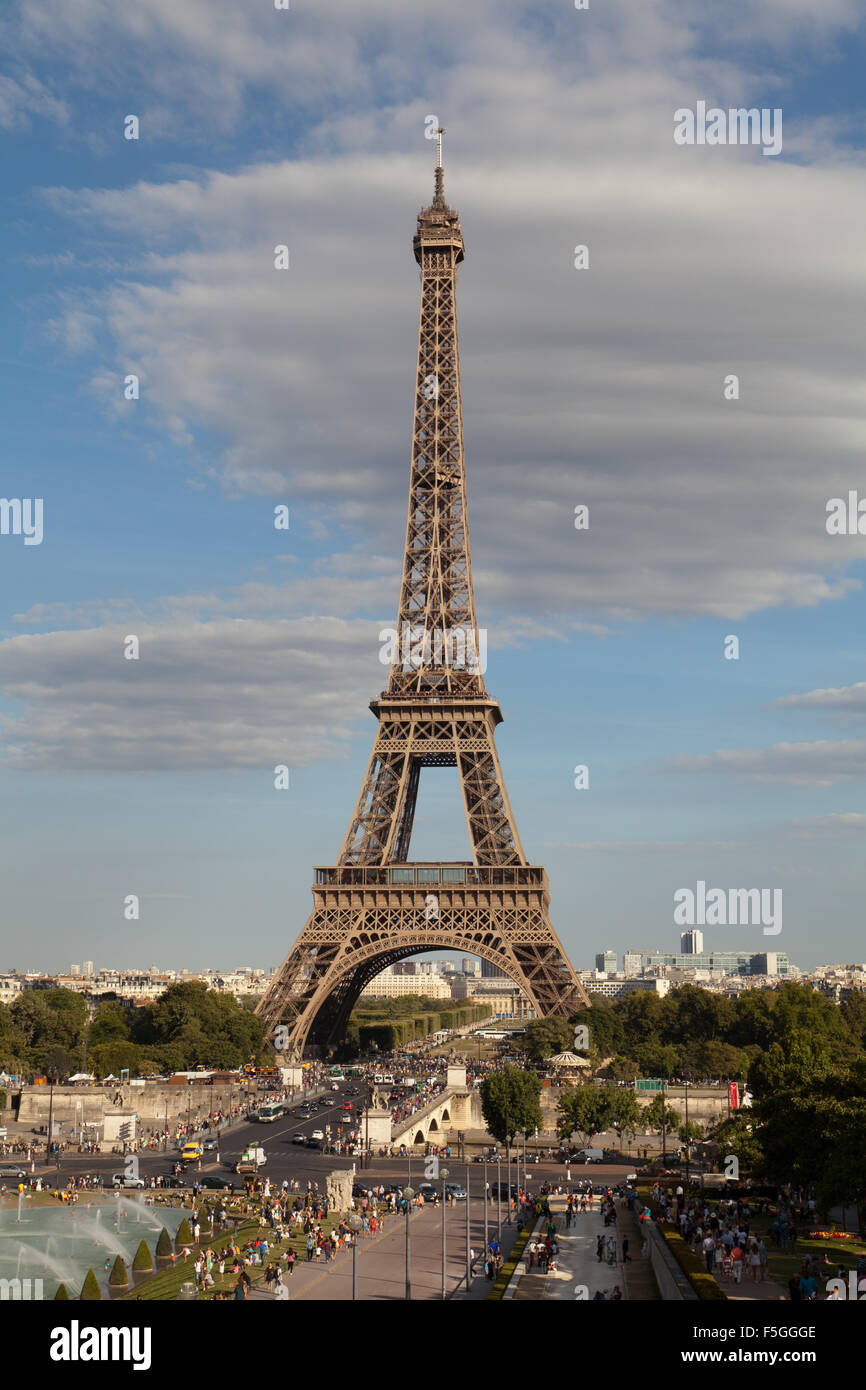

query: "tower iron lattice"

left=256, top=138, right=590, bottom=1054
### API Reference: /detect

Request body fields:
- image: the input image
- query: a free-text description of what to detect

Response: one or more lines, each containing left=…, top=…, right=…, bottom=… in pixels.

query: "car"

left=341, top=1102, right=354, bottom=1111
left=202, top=1137, right=218, bottom=1151
left=305, top=1139, right=321, bottom=1150
left=111, top=1173, right=145, bottom=1189
left=418, top=1182, right=438, bottom=1202
left=445, top=1183, right=467, bottom=1200
left=489, top=1182, right=518, bottom=1200
left=0, top=1165, right=27, bottom=1181
left=311, top=1129, right=324, bottom=1140
left=340, top=1114, right=353, bottom=1125
left=199, top=1175, right=233, bottom=1189
left=161, top=1174, right=187, bottom=1188
left=291, top=1133, right=307, bottom=1145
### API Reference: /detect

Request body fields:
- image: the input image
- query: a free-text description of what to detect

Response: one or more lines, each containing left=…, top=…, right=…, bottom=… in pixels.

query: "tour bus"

left=257, top=1101, right=285, bottom=1123
left=328, top=1067, right=344, bottom=1081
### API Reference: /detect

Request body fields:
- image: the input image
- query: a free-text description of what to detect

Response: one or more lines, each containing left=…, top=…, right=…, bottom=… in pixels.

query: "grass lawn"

left=733, top=1213, right=866, bottom=1291
left=122, top=1198, right=394, bottom=1301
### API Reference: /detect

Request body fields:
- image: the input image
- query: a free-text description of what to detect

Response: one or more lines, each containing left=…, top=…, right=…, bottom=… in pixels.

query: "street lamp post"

left=45, top=1071, right=56, bottom=1160
left=465, top=1162, right=471, bottom=1289
left=402, top=1185, right=414, bottom=1301
left=686, top=1084, right=695, bottom=1184
left=440, top=1166, right=450, bottom=1300
left=483, top=1158, right=489, bottom=1257
left=497, top=1154, right=502, bottom=1240
left=347, top=1213, right=362, bottom=1300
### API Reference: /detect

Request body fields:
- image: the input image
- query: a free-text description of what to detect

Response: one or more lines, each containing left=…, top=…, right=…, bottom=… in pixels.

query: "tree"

left=609, top=1091, right=642, bottom=1148
left=156, top=1228, right=173, bottom=1259
left=678, top=1120, right=703, bottom=1150
left=54, top=1284, right=69, bottom=1300
left=557, top=1084, right=617, bottom=1146
left=608, top=1056, right=639, bottom=1084
left=108, top=1256, right=129, bottom=1288
left=643, top=1093, right=681, bottom=1135
left=713, top=1115, right=764, bottom=1175
left=89, top=1040, right=142, bottom=1079
left=520, top=1018, right=573, bottom=1066
left=80, top=1269, right=101, bottom=1300
left=132, top=1239, right=153, bottom=1273
left=175, top=1218, right=193, bottom=1250
left=570, top=997, right=623, bottom=1057
left=479, top=1066, right=543, bottom=1145
left=88, top=1002, right=129, bottom=1047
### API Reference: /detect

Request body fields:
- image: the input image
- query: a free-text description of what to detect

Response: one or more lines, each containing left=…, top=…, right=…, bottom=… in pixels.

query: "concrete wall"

left=647, top=1222, right=699, bottom=1301
left=16, top=1082, right=252, bottom=1129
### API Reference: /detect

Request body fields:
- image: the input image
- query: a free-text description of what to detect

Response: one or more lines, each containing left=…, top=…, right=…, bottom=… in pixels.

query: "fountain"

left=16, top=1193, right=23, bottom=1223
left=0, top=1198, right=187, bottom=1297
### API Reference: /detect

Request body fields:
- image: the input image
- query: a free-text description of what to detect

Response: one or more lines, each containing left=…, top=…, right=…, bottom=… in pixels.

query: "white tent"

left=67, top=1072, right=96, bottom=1083
left=548, top=1051, right=591, bottom=1068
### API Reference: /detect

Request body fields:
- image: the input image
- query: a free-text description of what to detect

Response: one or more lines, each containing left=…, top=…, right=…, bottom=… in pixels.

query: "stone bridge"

left=389, top=1067, right=482, bottom=1149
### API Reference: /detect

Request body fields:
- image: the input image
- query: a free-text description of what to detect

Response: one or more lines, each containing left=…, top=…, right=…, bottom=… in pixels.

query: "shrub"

left=54, top=1283, right=69, bottom=1300
left=156, top=1227, right=173, bottom=1258
left=133, top=1239, right=153, bottom=1272
left=108, top=1256, right=129, bottom=1287
left=80, top=1269, right=101, bottom=1300
left=176, top=1218, right=193, bottom=1249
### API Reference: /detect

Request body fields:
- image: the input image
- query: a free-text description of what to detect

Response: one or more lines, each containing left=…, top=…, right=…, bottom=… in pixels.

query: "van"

left=577, top=1148, right=604, bottom=1163
left=235, top=1144, right=266, bottom=1174
left=180, top=1142, right=204, bottom=1165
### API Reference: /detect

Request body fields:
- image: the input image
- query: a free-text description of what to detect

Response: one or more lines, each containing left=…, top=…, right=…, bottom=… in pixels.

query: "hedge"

left=639, top=1188, right=727, bottom=1301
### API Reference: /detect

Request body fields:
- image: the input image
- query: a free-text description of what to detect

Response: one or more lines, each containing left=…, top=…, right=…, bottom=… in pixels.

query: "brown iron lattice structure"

left=257, top=136, right=590, bottom=1055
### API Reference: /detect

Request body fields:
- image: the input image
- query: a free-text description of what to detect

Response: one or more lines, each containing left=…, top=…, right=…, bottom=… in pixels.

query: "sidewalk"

left=510, top=1197, right=634, bottom=1301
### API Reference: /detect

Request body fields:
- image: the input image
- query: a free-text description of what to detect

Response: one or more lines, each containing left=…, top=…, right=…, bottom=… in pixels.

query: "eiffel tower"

left=257, top=134, right=590, bottom=1055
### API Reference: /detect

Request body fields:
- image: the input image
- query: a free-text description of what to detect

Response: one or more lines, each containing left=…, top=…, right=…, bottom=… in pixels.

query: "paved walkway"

left=511, top=1197, right=640, bottom=1301
left=246, top=1194, right=517, bottom=1301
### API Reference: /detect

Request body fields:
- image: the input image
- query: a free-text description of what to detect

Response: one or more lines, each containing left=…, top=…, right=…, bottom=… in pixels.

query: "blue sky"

left=1, top=0, right=865, bottom=976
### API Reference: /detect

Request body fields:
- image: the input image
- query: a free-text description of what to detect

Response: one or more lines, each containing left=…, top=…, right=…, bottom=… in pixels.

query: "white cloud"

left=664, top=740, right=866, bottom=786
left=0, top=618, right=381, bottom=771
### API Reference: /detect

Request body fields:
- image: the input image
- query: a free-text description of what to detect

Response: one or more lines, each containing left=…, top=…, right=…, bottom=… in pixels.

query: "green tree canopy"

left=557, top=1083, right=617, bottom=1146
left=479, top=1065, right=543, bottom=1145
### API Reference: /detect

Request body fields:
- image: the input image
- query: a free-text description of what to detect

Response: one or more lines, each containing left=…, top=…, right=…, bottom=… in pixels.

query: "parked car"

left=489, top=1182, right=518, bottom=1200
left=418, top=1182, right=438, bottom=1202
left=112, top=1173, right=145, bottom=1189
left=445, top=1183, right=467, bottom=1200
left=199, top=1175, right=233, bottom=1189
left=161, top=1174, right=186, bottom=1188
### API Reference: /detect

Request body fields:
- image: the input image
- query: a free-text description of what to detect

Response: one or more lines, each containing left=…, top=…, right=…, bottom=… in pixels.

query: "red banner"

left=728, top=1081, right=739, bottom=1110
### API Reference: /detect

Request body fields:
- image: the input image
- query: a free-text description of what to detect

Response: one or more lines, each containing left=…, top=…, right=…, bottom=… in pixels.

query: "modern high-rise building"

left=595, top=951, right=618, bottom=974
left=69, top=964, right=80, bottom=976
left=82, top=961, right=94, bottom=977
left=481, top=960, right=508, bottom=978
left=680, top=929, right=704, bottom=954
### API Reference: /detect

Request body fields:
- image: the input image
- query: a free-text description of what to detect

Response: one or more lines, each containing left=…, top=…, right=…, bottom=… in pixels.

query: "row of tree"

left=0, top=981, right=267, bottom=1079
left=518, top=981, right=866, bottom=1082
left=342, top=996, right=492, bottom=1054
